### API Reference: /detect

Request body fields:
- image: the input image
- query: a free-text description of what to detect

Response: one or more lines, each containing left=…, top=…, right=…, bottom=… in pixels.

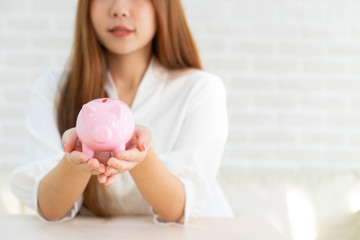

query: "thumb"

left=134, top=125, right=151, bottom=152
left=62, top=128, right=78, bottom=153
left=137, top=139, right=147, bottom=152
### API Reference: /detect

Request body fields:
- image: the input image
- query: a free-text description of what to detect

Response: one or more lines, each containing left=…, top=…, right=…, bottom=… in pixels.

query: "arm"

left=10, top=71, right=107, bottom=221
left=130, top=146, right=185, bottom=222
left=38, top=156, right=91, bottom=220
left=104, top=125, right=185, bottom=222
left=38, top=128, right=106, bottom=221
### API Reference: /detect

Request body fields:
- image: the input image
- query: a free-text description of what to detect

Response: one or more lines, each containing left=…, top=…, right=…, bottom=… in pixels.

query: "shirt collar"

left=105, top=56, right=165, bottom=110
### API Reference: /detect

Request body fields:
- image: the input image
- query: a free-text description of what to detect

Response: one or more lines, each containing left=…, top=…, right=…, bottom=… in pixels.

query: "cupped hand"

left=101, top=125, right=152, bottom=186
left=62, top=128, right=106, bottom=177
left=62, top=125, right=152, bottom=186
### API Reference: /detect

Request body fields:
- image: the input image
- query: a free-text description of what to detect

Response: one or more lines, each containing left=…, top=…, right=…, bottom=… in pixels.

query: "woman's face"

left=90, top=0, right=157, bottom=56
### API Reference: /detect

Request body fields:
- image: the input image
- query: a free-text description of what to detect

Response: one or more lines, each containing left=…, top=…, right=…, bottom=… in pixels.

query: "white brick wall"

left=183, top=0, right=360, bottom=170
left=0, top=0, right=77, bottom=165
left=1, top=0, right=360, bottom=170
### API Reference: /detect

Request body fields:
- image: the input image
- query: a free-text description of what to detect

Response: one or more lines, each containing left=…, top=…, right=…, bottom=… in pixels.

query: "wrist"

left=129, top=146, right=154, bottom=176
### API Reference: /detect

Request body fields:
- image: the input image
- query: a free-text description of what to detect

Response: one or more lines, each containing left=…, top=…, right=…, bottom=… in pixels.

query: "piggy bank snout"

left=91, top=126, right=113, bottom=143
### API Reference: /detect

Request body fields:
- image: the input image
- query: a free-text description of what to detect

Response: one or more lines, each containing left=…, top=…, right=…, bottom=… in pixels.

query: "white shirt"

left=10, top=58, right=234, bottom=224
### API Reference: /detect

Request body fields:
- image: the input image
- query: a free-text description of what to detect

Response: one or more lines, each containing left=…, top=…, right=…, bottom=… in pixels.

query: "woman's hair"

left=56, top=0, right=202, bottom=217
left=57, top=0, right=202, bottom=136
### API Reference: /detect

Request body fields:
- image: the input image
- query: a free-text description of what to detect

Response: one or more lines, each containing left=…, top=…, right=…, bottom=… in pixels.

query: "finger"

left=88, top=159, right=107, bottom=175
left=97, top=163, right=106, bottom=174
left=108, top=157, right=121, bottom=168
left=105, top=166, right=118, bottom=176
left=109, top=158, right=138, bottom=173
left=62, top=128, right=78, bottom=153
left=133, top=125, right=151, bottom=152
left=68, top=151, right=89, bottom=165
left=105, top=173, right=121, bottom=186
left=106, top=158, right=120, bottom=175
left=137, top=139, right=146, bottom=152
left=121, top=160, right=138, bottom=170
left=98, top=174, right=107, bottom=184
left=75, top=139, right=83, bottom=152
left=116, top=148, right=141, bottom=162
left=89, top=168, right=102, bottom=175
left=87, top=158, right=100, bottom=169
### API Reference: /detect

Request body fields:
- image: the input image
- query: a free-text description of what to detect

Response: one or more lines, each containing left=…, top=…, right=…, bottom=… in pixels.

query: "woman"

left=10, top=0, right=234, bottom=223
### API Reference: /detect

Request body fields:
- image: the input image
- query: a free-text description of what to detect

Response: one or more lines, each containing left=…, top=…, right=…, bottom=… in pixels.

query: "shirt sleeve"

left=9, top=70, right=83, bottom=222
left=154, top=74, right=229, bottom=224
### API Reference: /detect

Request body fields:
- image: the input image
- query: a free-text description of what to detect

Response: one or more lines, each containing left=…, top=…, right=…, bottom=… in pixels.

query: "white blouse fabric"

left=10, top=58, right=234, bottom=224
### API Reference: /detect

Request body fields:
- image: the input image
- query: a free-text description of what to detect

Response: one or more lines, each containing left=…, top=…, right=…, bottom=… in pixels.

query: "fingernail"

left=63, top=143, right=69, bottom=152
left=98, top=175, right=106, bottom=184
left=141, top=141, right=146, bottom=152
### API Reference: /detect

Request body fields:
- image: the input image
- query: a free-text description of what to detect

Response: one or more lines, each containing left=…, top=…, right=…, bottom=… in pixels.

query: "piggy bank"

left=76, top=98, right=135, bottom=159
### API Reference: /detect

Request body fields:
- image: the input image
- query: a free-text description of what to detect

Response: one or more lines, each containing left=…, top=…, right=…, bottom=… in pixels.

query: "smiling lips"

left=109, top=26, right=134, bottom=37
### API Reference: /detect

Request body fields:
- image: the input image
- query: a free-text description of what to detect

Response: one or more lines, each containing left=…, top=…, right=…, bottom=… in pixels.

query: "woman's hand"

left=101, top=125, right=152, bottom=186
left=62, top=128, right=106, bottom=177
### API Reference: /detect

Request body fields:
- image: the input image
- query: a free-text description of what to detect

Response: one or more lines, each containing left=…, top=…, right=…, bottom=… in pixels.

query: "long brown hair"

left=56, top=0, right=202, bottom=217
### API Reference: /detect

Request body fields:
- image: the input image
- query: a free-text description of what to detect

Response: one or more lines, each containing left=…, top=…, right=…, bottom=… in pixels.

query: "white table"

left=0, top=215, right=289, bottom=240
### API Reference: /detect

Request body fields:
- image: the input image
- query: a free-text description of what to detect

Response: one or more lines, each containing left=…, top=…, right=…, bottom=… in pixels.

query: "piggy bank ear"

left=82, top=104, right=95, bottom=117
left=110, top=105, right=121, bottom=118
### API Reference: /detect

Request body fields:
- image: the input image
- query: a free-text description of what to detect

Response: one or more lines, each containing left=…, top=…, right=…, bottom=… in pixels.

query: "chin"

left=105, top=44, right=140, bottom=55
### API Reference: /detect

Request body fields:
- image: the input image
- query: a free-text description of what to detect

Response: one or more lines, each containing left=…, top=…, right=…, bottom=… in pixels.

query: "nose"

left=92, top=126, right=112, bottom=143
left=111, top=0, right=130, bottom=18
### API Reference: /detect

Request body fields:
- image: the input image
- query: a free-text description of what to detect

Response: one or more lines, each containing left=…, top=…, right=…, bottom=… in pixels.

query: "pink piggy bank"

left=76, top=98, right=135, bottom=159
